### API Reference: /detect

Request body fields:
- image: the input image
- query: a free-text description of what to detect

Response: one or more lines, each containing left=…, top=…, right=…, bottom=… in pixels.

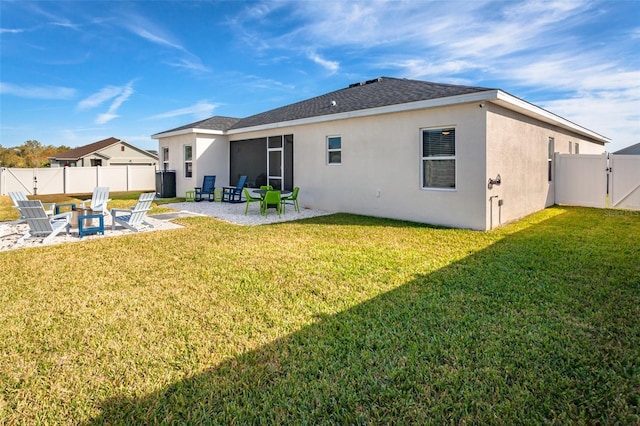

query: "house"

left=152, top=77, right=609, bottom=230
left=613, top=142, right=640, bottom=155
left=49, top=137, right=158, bottom=167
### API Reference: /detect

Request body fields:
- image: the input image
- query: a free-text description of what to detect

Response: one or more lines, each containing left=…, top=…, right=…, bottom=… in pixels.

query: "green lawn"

left=0, top=200, right=638, bottom=424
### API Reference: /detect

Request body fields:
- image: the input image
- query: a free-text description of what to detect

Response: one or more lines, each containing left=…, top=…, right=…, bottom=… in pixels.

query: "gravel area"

left=0, top=201, right=332, bottom=251
left=159, top=201, right=333, bottom=226
left=0, top=215, right=182, bottom=252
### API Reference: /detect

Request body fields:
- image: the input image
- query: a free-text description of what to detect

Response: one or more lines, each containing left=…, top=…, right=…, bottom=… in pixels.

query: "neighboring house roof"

left=51, top=137, right=159, bottom=161
left=152, top=77, right=609, bottom=144
left=613, top=142, right=640, bottom=155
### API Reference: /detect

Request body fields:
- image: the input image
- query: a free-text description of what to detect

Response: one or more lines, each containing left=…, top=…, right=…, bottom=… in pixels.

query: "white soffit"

left=151, top=128, right=225, bottom=139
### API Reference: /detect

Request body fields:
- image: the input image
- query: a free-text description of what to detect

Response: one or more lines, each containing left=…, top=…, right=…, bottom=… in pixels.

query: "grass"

left=0, top=195, right=638, bottom=424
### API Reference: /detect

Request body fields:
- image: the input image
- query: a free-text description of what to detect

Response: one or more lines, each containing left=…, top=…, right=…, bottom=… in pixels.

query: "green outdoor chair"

left=259, top=185, right=273, bottom=191
left=243, top=188, right=261, bottom=215
left=261, top=190, right=281, bottom=217
left=281, top=187, right=300, bottom=213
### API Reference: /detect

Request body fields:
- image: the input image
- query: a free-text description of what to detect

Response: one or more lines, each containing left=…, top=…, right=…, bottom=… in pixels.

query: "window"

left=162, top=147, right=169, bottom=171
left=548, top=137, right=555, bottom=182
left=91, top=159, right=102, bottom=167
left=422, top=128, right=456, bottom=189
left=184, top=145, right=193, bottom=178
left=327, top=136, right=341, bottom=164
left=575, top=143, right=580, bottom=154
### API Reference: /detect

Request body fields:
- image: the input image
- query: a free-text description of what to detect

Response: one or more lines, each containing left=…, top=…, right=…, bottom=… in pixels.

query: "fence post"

left=553, top=152, right=561, bottom=205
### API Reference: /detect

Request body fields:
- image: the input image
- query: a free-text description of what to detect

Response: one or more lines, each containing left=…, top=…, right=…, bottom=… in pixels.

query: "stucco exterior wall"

left=73, top=144, right=155, bottom=166
left=158, top=133, right=229, bottom=198
left=485, top=104, right=606, bottom=229
left=232, top=103, right=488, bottom=229
left=96, top=144, right=157, bottom=166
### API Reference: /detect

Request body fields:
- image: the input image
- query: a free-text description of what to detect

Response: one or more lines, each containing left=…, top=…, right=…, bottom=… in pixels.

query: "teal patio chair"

left=195, top=175, right=216, bottom=202
left=261, top=190, right=281, bottom=217
left=222, top=175, right=247, bottom=203
left=243, top=188, right=262, bottom=215
left=281, top=187, right=300, bottom=213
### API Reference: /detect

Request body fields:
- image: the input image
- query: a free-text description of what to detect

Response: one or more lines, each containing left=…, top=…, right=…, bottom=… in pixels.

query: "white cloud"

left=309, top=52, right=339, bottom=73
left=77, top=86, right=124, bottom=110
left=77, top=81, right=135, bottom=125
left=149, top=101, right=218, bottom=121
left=0, top=28, right=25, bottom=34
left=0, top=82, right=76, bottom=99
left=541, top=94, right=640, bottom=151
left=167, top=57, right=210, bottom=73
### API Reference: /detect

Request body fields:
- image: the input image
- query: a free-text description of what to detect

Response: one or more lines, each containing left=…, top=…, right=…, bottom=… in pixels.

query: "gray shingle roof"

left=229, top=77, right=494, bottom=130
left=154, top=77, right=494, bottom=136
left=159, top=116, right=241, bottom=134
left=613, top=142, right=640, bottom=155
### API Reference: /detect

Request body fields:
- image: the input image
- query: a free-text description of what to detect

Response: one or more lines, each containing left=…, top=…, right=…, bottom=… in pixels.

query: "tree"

left=0, top=141, right=70, bottom=168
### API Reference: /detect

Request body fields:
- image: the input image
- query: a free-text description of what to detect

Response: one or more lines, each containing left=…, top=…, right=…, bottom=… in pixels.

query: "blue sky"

left=1, top=0, right=639, bottom=153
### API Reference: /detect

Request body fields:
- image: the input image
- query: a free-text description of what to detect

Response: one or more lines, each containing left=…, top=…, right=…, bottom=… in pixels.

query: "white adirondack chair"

left=80, top=187, right=111, bottom=215
left=16, top=200, right=71, bottom=244
left=9, top=191, right=55, bottom=223
left=110, top=192, right=156, bottom=232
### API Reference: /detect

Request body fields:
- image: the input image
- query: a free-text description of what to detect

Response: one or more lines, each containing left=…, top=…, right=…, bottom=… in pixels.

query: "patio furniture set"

left=8, top=188, right=156, bottom=245
left=190, top=175, right=300, bottom=217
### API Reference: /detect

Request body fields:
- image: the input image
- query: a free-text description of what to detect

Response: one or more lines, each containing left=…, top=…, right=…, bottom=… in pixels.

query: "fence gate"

left=555, top=153, right=640, bottom=210
left=610, top=154, right=640, bottom=209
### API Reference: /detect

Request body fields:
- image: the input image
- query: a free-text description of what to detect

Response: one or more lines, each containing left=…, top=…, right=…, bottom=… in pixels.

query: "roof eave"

left=227, top=89, right=609, bottom=144
left=152, top=128, right=226, bottom=139
left=227, top=90, right=501, bottom=135
left=494, top=91, right=610, bottom=144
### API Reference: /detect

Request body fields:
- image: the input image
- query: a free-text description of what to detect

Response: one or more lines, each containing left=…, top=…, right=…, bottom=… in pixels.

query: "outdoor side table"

left=185, top=190, right=195, bottom=202
left=78, top=213, right=104, bottom=238
left=55, top=203, right=76, bottom=214
left=214, top=188, right=223, bottom=201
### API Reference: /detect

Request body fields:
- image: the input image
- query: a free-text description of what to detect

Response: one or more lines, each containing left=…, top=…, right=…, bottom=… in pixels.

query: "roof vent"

left=348, top=82, right=364, bottom=88
left=365, top=77, right=382, bottom=85
left=330, top=100, right=337, bottom=107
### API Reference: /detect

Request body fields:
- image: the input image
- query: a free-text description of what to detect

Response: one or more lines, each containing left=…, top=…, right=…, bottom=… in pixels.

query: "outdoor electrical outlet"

left=376, top=189, right=381, bottom=198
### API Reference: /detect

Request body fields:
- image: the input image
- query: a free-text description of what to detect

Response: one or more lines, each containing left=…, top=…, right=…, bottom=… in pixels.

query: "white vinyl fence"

left=0, top=166, right=157, bottom=196
left=555, top=153, right=640, bottom=210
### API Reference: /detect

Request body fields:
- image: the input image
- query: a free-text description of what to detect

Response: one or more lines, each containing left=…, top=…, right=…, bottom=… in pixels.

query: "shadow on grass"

left=86, top=209, right=639, bottom=424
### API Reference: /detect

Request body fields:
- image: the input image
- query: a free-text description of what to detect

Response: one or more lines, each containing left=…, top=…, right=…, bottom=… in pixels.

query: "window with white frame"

left=184, top=145, right=193, bottom=178
left=575, top=143, right=580, bottom=154
left=422, top=128, right=456, bottom=189
left=327, top=136, right=341, bottom=164
left=162, top=147, right=169, bottom=171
